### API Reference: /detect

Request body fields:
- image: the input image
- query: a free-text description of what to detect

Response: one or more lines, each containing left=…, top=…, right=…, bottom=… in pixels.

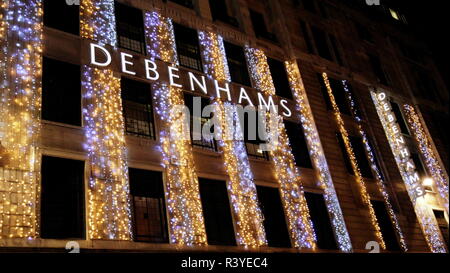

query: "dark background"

left=393, top=0, right=449, bottom=91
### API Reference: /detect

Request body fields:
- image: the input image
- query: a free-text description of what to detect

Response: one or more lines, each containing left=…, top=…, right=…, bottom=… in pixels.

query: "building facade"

left=0, top=0, right=448, bottom=253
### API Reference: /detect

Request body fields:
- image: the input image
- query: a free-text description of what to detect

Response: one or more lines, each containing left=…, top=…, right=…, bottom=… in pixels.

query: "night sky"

left=395, top=0, right=449, bottom=92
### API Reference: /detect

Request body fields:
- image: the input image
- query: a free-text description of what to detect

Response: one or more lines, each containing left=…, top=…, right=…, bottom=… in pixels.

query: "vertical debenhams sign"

left=373, top=91, right=425, bottom=201
left=88, top=43, right=294, bottom=118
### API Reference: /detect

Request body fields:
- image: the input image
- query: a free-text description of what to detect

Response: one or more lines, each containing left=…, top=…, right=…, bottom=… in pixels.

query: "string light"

left=146, top=12, right=207, bottom=245
left=341, top=80, right=407, bottom=251
left=285, top=61, right=352, bottom=252
left=371, top=91, right=447, bottom=253
left=199, top=31, right=267, bottom=247
left=0, top=0, right=43, bottom=239
left=403, top=104, right=449, bottom=213
left=80, top=0, right=117, bottom=47
left=81, top=0, right=132, bottom=240
left=246, top=47, right=316, bottom=249
left=322, top=73, right=386, bottom=249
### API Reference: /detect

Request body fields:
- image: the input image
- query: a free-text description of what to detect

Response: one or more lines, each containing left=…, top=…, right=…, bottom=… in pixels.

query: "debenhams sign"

left=88, top=43, right=293, bottom=118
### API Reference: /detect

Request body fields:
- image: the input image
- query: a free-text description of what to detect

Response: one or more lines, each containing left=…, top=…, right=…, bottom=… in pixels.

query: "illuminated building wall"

left=0, top=0, right=447, bottom=253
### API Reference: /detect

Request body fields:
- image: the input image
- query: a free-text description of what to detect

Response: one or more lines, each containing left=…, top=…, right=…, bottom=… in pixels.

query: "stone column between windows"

left=0, top=0, right=43, bottom=239
left=198, top=30, right=267, bottom=247
left=80, top=0, right=132, bottom=241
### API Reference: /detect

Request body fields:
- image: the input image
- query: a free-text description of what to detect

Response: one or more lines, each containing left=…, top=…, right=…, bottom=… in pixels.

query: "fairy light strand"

left=285, top=61, right=352, bottom=252
left=342, top=80, right=407, bottom=251
left=246, top=46, right=317, bottom=249
left=371, top=91, right=447, bottom=253
left=199, top=31, right=267, bottom=247
left=81, top=0, right=132, bottom=240
left=322, top=73, right=386, bottom=249
left=146, top=11, right=207, bottom=245
left=0, top=0, right=43, bottom=239
left=403, top=104, right=449, bottom=214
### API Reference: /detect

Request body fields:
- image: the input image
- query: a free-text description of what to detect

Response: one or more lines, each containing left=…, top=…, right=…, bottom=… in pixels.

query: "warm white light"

left=423, top=178, right=434, bottom=187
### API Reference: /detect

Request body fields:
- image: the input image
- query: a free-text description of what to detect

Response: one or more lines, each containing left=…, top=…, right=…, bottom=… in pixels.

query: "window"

left=371, top=200, right=401, bottom=251
left=249, top=9, right=277, bottom=42
left=242, top=110, right=270, bottom=160
left=209, top=0, right=239, bottom=27
left=368, top=54, right=389, bottom=85
left=305, top=192, right=338, bottom=250
left=284, top=121, right=312, bottom=169
left=329, top=34, right=343, bottom=66
left=129, top=168, right=168, bottom=243
left=184, top=94, right=217, bottom=151
left=328, top=77, right=352, bottom=116
left=267, top=57, right=293, bottom=99
left=115, top=2, right=145, bottom=54
left=311, top=26, right=332, bottom=61
left=411, top=153, right=427, bottom=180
left=121, top=78, right=155, bottom=138
left=173, top=23, right=203, bottom=72
left=42, top=57, right=81, bottom=126
left=256, top=186, right=291, bottom=248
left=349, top=136, right=374, bottom=179
left=168, top=0, right=194, bottom=9
left=199, top=178, right=236, bottom=246
left=336, top=133, right=354, bottom=175
left=40, top=156, right=85, bottom=239
left=43, top=0, right=79, bottom=35
left=223, top=41, right=251, bottom=86
left=390, top=101, right=410, bottom=135
left=299, top=20, right=314, bottom=54
left=433, top=210, right=449, bottom=245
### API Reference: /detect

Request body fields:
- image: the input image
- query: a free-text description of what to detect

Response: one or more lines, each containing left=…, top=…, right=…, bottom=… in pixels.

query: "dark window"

left=311, top=26, right=332, bottom=61
left=199, top=178, right=236, bottom=246
left=173, top=23, right=203, bottom=72
left=411, top=153, right=427, bottom=180
left=267, top=57, right=293, bottom=99
left=368, top=54, right=389, bottom=85
left=129, top=168, right=168, bottom=243
left=256, top=186, right=291, bottom=248
left=305, top=192, right=338, bottom=250
left=43, top=0, right=79, bottom=35
left=115, top=2, right=145, bottom=54
left=371, top=200, right=401, bottom=251
left=329, top=34, right=343, bottom=66
left=209, top=0, right=239, bottom=27
left=336, top=133, right=355, bottom=175
left=433, top=210, right=449, bottom=246
left=284, top=121, right=313, bottom=169
left=299, top=20, right=314, bottom=54
left=349, top=136, right=374, bottom=179
left=121, top=78, right=155, bottom=138
left=317, top=73, right=332, bottom=110
left=249, top=9, right=277, bottom=42
left=224, top=41, right=251, bottom=86
left=328, top=77, right=352, bottom=116
left=184, top=94, right=217, bottom=151
left=41, top=156, right=85, bottom=239
left=42, top=57, right=81, bottom=126
left=390, top=101, right=410, bottom=135
left=242, top=110, right=270, bottom=160
left=168, top=0, right=194, bottom=9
